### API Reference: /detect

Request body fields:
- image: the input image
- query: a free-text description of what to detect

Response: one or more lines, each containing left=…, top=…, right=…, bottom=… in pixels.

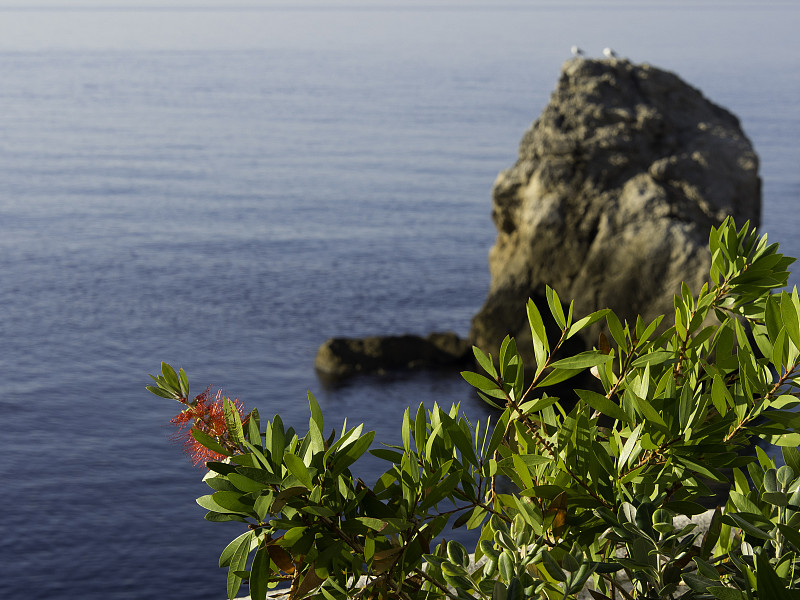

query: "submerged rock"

left=314, top=332, right=471, bottom=380
left=470, top=57, right=761, bottom=363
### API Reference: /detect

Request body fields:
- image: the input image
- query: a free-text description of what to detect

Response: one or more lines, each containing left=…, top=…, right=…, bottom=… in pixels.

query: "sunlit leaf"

left=576, top=389, right=631, bottom=423
left=549, top=351, right=613, bottom=370
left=283, top=452, right=312, bottom=489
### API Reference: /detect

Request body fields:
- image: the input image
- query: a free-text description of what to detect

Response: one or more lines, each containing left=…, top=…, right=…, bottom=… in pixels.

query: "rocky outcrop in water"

left=314, top=332, right=471, bottom=380
left=469, top=57, right=761, bottom=363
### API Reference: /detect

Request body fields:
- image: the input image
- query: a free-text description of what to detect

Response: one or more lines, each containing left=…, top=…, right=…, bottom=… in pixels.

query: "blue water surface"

left=1, top=3, right=798, bottom=599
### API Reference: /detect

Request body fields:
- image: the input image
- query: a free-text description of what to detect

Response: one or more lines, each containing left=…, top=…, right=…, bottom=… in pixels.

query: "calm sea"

left=1, top=3, right=798, bottom=599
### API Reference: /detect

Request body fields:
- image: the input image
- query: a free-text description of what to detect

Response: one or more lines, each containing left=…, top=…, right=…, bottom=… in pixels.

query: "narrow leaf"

left=549, top=351, right=613, bottom=371
left=473, top=346, right=498, bottom=378
left=576, top=389, right=631, bottom=423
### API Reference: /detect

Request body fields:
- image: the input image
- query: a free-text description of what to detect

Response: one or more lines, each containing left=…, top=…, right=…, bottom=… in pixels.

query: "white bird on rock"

left=603, top=47, right=619, bottom=59
left=570, top=45, right=585, bottom=57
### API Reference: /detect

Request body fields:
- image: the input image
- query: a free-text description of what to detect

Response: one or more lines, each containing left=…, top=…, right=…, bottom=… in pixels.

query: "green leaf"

left=700, top=507, right=723, bottom=559
left=498, top=550, right=514, bottom=581
left=146, top=384, right=176, bottom=399
left=540, top=550, right=567, bottom=582
left=271, top=486, right=308, bottom=513
left=486, top=410, right=510, bottom=457
left=227, top=473, right=268, bottom=493
left=724, top=513, right=771, bottom=540
left=756, top=550, right=798, bottom=600
left=627, top=390, right=668, bottom=432
left=618, top=424, right=642, bottom=469
left=370, top=447, right=404, bottom=463
left=576, top=389, right=631, bottom=423
left=248, top=546, right=269, bottom=600
left=461, top=371, right=501, bottom=392
left=234, top=467, right=281, bottom=485
left=447, top=540, right=470, bottom=568
left=527, top=298, right=549, bottom=372
left=499, top=335, right=513, bottom=373
left=678, top=382, right=694, bottom=431
left=254, top=494, right=273, bottom=521
left=546, top=285, right=566, bottom=330
left=445, top=417, right=479, bottom=467
left=227, top=531, right=253, bottom=599
left=308, top=419, right=325, bottom=456
left=764, top=468, right=779, bottom=493
left=212, top=491, right=256, bottom=515
left=190, top=429, right=231, bottom=457
left=473, top=346, right=498, bottom=378
left=782, top=446, right=800, bottom=477
left=308, top=391, right=324, bottom=431
left=301, top=505, right=334, bottom=517
left=284, top=452, right=313, bottom=489
left=763, top=491, right=788, bottom=507
left=781, top=290, right=800, bottom=350
left=677, top=456, right=726, bottom=483
left=768, top=433, right=800, bottom=446
left=511, top=454, right=534, bottom=489
left=606, top=312, right=626, bottom=350
left=206, top=461, right=238, bottom=476
left=247, top=409, right=262, bottom=449
left=197, top=494, right=238, bottom=514
left=778, top=523, right=800, bottom=550
left=357, top=517, right=390, bottom=532
left=205, top=511, right=248, bottom=523
left=770, top=395, right=800, bottom=410
left=549, top=351, right=613, bottom=371
left=711, top=374, right=732, bottom=416
left=178, top=368, right=190, bottom=398
left=518, top=395, right=559, bottom=414
left=219, top=531, right=253, bottom=567
left=663, top=500, right=708, bottom=516
left=567, top=309, right=610, bottom=339
left=414, top=402, right=427, bottom=454
left=631, top=350, right=674, bottom=368
left=538, top=367, right=583, bottom=387
left=637, top=315, right=666, bottom=346
left=224, top=398, right=245, bottom=446
left=707, top=587, right=747, bottom=600
left=161, top=362, right=181, bottom=392
left=776, top=464, right=794, bottom=487
left=402, top=407, right=411, bottom=452
left=271, top=415, right=286, bottom=465
left=332, top=430, right=374, bottom=474
left=452, top=508, right=475, bottom=530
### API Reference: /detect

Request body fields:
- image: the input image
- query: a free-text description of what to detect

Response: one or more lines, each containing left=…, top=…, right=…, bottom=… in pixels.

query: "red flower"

left=170, top=387, right=248, bottom=466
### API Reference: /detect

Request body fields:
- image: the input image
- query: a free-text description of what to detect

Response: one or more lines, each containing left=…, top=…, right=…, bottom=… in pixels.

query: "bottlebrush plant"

left=149, top=218, right=800, bottom=599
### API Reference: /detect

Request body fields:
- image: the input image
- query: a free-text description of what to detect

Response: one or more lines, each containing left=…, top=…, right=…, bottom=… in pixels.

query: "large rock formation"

left=470, top=57, right=761, bottom=362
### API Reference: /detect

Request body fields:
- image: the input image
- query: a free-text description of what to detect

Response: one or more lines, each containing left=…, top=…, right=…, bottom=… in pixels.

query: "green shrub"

left=149, top=218, right=800, bottom=599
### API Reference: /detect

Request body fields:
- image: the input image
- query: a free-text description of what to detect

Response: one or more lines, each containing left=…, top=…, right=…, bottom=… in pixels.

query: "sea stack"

left=469, top=58, right=761, bottom=365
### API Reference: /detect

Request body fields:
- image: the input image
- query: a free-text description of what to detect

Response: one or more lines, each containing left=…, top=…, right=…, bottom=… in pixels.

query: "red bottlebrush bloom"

left=170, top=387, right=248, bottom=467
